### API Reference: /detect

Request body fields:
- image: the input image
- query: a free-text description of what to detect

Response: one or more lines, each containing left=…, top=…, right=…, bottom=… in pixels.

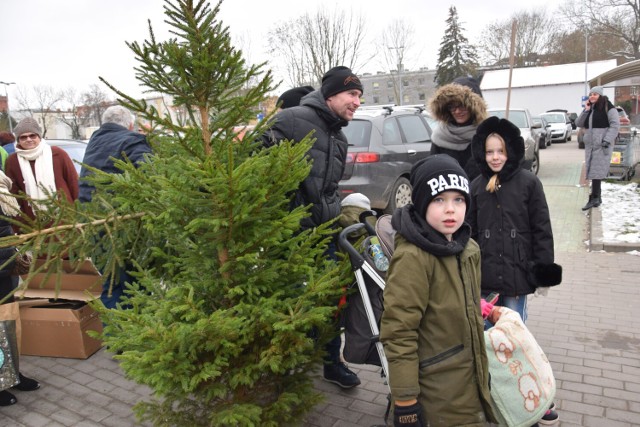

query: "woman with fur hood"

left=428, top=77, right=487, bottom=181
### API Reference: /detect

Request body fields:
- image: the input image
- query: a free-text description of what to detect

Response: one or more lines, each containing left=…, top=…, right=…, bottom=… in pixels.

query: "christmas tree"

left=434, top=6, right=479, bottom=87
left=2, top=0, right=347, bottom=425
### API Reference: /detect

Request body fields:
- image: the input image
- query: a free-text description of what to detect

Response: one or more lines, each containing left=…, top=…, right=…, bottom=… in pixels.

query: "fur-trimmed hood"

left=471, top=116, right=525, bottom=182
left=429, top=83, right=488, bottom=126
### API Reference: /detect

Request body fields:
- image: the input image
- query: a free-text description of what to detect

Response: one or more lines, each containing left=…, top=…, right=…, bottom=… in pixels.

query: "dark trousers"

left=100, top=265, right=135, bottom=309
left=323, top=240, right=342, bottom=364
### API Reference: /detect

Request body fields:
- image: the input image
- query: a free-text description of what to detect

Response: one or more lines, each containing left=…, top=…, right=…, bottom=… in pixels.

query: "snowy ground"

left=600, top=181, right=640, bottom=245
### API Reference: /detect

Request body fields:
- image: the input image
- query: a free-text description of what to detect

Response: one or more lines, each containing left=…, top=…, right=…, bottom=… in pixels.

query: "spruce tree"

left=1, top=0, right=348, bottom=425
left=434, top=6, right=479, bottom=87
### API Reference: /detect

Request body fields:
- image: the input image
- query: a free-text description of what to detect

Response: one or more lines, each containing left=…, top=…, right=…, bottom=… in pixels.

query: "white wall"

left=483, top=84, right=616, bottom=117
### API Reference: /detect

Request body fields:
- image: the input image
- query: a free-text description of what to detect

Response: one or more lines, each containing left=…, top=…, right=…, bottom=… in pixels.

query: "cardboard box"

left=17, top=259, right=104, bottom=359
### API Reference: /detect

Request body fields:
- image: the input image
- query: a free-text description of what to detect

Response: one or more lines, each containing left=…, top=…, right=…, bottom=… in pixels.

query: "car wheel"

left=530, top=150, right=540, bottom=175
left=384, top=177, right=412, bottom=215
left=539, top=137, right=547, bottom=149
left=566, top=133, right=571, bottom=142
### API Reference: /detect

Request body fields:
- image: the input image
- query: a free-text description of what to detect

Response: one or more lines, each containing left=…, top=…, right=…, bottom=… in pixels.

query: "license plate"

left=611, top=151, right=622, bottom=164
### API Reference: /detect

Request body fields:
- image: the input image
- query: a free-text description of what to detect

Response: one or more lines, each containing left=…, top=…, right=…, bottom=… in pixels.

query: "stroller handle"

left=358, top=210, right=378, bottom=236
left=338, top=223, right=367, bottom=270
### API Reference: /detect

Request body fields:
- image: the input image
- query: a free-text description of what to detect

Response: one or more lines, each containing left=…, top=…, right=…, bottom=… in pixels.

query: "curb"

left=589, top=205, right=640, bottom=252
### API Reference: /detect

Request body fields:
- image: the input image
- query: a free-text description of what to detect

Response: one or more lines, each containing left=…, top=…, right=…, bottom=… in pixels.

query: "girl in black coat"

left=0, top=171, right=40, bottom=406
left=466, top=117, right=562, bottom=323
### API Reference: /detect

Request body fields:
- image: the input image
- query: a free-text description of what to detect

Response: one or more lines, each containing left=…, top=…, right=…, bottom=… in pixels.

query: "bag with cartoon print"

left=484, top=307, right=556, bottom=427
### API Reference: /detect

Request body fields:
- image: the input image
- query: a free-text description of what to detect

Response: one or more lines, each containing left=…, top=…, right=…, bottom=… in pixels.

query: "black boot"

left=592, top=196, right=602, bottom=208
left=0, top=390, right=17, bottom=406
left=12, top=372, right=40, bottom=391
left=582, top=195, right=595, bottom=211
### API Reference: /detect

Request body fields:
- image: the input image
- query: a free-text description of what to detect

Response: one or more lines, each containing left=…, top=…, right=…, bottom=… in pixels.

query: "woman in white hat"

left=5, top=117, right=78, bottom=223
left=575, top=86, right=620, bottom=210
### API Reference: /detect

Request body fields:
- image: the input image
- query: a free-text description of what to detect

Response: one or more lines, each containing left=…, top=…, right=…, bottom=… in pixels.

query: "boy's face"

left=426, top=190, right=467, bottom=242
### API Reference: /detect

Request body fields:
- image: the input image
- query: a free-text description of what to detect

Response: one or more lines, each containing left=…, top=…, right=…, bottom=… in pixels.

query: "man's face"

left=326, top=89, right=362, bottom=121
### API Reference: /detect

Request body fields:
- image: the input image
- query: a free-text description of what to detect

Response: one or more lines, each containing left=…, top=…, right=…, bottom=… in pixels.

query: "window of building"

left=387, top=81, right=393, bottom=88
left=373, top=82, right=379, bottom=88
left=418, top=93, right=425, bottom=101
left=418, top=78, right=424, bottom=85
left=403, top=80, right=409, bottom=87
left=373, top=96, right=379, bottom=104
left=388, top=96, right=395, bottom=103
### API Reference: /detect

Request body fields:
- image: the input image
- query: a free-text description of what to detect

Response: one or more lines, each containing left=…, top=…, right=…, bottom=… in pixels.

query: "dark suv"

left=339, top=105, right=433, bottom=214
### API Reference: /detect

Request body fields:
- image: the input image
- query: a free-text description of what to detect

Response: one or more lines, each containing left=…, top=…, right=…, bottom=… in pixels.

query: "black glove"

left=602, top=140, right=611, bottom=148
left=394, top=402, right=426, bottom=427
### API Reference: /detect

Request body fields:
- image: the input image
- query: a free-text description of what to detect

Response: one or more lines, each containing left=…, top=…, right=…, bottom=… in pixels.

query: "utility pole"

left=0, top=81, right=16, bottom=134
left=388, top=46, right=404, bottom=105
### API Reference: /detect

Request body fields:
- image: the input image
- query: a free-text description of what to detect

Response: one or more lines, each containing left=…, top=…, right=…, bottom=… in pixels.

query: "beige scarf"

left=15, top=141, right=56, bottom=210
left=0, top=170, right=21, bottom=216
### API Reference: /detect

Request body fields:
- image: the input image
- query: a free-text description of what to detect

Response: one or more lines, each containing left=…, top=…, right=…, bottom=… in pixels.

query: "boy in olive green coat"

left=380, top=154, right=496, bottom=427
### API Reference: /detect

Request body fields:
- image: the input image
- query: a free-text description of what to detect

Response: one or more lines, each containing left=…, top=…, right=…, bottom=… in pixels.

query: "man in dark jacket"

left=80, top=105, right=152, bottom=309
left=262, top=66, right=363, bottom=388
left=79, top=106, right=151, bottom=202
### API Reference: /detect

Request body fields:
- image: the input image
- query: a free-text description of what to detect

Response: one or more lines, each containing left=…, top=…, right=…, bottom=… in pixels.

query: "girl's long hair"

left=593, top=94, right=609, bottom=111
left=485, top=133, right=508, bottom=193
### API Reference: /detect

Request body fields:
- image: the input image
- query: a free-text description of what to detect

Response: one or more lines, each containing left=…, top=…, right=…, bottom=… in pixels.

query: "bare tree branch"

left=267, top=6, right=370, bottom=88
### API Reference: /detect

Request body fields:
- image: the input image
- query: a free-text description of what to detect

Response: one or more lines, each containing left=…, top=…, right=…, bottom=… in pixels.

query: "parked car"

left=616, top=106, right=630, bottom=126
left=547, top=109, right=578, bottom=130
left=46, top=139, right=88, bottom=174
left=339, top=105, right=433, bottom=214
left=487, top=108, right=540, bottom=175
left=540, top=111, right=572, bottom=142
left=531, top=115, right=552, bottom=149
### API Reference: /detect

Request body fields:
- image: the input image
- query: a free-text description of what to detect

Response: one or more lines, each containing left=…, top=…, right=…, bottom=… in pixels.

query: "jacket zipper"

left=419, top=343, right=464, bottom=369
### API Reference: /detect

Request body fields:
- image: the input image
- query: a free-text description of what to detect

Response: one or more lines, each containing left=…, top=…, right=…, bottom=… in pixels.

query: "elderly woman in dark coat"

left=575, top=85, right=620, bottom=211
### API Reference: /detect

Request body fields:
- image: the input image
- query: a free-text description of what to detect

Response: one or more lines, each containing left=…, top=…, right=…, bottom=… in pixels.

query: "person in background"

left=428, top=76, right=487, bottom=181
left=380, top=154, right=496, bottom=427
left=277, top=86, right=314, bottom=110
left=467, top=116, right=561, bottom=426
left=0, top=170, right=40, bottom=406
left=79, top=105, right=152, bottom=309
left=0, top=131, right=16, bottom=156
left=575, top=85, right=620, bottom=211
left=262, top=66, right=363, bottom=389
left=6, top=118, right=78, bottom=222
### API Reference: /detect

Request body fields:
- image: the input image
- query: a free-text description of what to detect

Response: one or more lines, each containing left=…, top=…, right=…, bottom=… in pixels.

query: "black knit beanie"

left=321, top=66, right=364, bottom=99
left=410, top=154, right=470, bottom=218
left=453, top=76, right=483, bottom=98
left=277, top=86, right=314, bottom=109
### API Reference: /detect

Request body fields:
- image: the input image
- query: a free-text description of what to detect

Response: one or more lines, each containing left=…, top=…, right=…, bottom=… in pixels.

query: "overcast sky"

left=1, top=0, right=563, bottom=104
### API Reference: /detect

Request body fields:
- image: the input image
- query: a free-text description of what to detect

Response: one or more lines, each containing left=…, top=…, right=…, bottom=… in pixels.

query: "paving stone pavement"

left=2, top=140, right=640, bottom=426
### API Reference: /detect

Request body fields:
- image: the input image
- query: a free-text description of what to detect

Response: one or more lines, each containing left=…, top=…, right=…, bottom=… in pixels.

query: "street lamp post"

left=0, top=81, right=16, bottom=134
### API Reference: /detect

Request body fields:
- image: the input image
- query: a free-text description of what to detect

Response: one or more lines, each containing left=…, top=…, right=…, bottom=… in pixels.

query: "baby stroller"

left=337, top=211, right=395, bottom=383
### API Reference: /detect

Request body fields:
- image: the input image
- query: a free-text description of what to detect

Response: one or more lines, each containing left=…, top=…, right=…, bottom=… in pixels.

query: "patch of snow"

left=601, top=182, right=640, bottom=243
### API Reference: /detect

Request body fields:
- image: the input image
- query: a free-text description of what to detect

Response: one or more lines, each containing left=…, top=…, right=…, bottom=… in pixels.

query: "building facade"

left=359, top=67, right=437, bottom=107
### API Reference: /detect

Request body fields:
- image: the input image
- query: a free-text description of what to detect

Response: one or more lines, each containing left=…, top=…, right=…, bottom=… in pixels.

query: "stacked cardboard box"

left=17, top=259, right=104, bottom=359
